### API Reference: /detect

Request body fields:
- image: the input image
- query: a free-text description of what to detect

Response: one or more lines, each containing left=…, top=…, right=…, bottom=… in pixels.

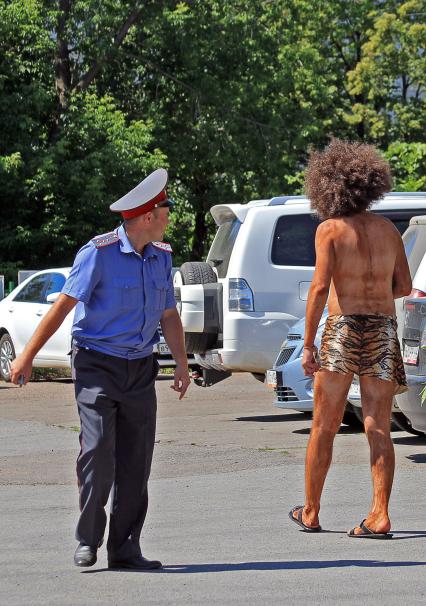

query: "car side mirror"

left=46, top=292, right=60, bottom=304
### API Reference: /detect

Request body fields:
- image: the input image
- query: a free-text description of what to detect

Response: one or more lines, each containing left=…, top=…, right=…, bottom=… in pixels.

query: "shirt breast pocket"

left=112, top=277, right=142, bottom=309
left=149, top=277, right=168, bottom=312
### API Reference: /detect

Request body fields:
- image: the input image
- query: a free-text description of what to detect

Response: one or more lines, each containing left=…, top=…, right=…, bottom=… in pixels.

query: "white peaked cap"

left=110, top=168, right=169, bottom=217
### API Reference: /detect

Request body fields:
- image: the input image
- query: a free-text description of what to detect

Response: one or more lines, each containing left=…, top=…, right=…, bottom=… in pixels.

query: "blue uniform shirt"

left=61, top=225, right=176, bottom=359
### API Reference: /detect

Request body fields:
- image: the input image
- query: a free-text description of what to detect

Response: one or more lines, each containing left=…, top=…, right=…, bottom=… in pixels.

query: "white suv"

left=175, top=193, right=426, bottom=386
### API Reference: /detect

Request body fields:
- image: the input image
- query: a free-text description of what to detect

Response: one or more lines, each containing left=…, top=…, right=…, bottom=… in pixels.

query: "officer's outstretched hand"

left=10, top=354, right=33, bottom=387
left=171, top=364, right=191, bottom=400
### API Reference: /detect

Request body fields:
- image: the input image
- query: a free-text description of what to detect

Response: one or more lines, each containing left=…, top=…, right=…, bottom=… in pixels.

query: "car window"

left=375, top=210, right=426, bottom=236
left=207, top=218, right=241, bottom=278
left=46, top=273, right=66, bottom=298
left=13, top=274, right=50, bottom=304
left=271, top=214, right=320, bottom=266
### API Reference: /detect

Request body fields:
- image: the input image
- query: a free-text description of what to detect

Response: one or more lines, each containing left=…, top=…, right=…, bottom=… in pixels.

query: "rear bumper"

left=395, top=374, right=426, bottom=432
left=195, top=311, right=299, bottom=373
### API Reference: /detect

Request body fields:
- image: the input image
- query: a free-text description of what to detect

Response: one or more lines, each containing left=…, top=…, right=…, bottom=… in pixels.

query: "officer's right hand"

left=171, top=363, right=191, bottom=400
left=10, top=354, right=33, bottom=386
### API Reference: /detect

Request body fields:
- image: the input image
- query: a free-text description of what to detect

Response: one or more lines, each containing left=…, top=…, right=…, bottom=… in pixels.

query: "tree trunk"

left=75, top=1, right=144, bottom=92
left=191, top=207, right=208, bottom=261
left=54, top=0, right=72, bottom=112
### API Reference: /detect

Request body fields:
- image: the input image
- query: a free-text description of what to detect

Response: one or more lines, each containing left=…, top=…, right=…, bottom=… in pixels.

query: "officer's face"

left=151, top=207, right=170, bottom=239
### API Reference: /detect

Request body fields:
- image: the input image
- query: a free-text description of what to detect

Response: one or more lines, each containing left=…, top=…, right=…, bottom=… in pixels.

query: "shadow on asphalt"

left=292, top=425, right=363, bottom=436
left=406, top=453, right=426, bottom=463
left=82, top=557, right=426, bottom=574
left=234, top=413, right=310, bottom=423
left=393, top=435, right=426, bottom=445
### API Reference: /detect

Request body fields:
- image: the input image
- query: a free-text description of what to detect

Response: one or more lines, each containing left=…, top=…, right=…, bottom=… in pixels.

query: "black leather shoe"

left=74, top=543, right=98, bottom=567
left=108, top=555, right=162, bottom=570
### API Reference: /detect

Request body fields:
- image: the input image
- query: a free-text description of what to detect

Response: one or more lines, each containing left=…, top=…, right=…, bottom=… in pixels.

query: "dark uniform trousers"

left=72, top=346, right=158, bottom=561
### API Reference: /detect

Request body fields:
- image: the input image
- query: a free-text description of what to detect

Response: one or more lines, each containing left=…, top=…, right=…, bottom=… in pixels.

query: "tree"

left=0, top=0, right=165, bottom=279
left=348, top=0, right=426, bottom=143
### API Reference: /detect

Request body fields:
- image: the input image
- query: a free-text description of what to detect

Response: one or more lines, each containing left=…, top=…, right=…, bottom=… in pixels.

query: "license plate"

left=158, top=343, right=170, bottom=354
left=348, top=382, right=361, bottom=399
left=266, top=369, right=277, bottom=388
left=403, top=344, right=419, bottom=365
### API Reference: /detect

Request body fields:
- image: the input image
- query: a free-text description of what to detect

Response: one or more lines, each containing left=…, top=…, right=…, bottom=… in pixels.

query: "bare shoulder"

left=370, top=213, right=395, bottom=227
left=369, top=213, right=401, bottom=239
left=316, top=219, right=337, bottom=236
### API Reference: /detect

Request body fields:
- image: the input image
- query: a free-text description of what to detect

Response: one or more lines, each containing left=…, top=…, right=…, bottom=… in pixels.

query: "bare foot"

left=292, top=506, right=320, bottom=529
left=351, top=514, right=391, bottom=536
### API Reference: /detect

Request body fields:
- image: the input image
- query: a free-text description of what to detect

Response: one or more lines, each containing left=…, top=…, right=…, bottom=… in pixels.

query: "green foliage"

left=0, top=0, right=425, bottom=275
left=348, top=0, right=426, bottom=142
left=385, top=142, right=426, bottom=191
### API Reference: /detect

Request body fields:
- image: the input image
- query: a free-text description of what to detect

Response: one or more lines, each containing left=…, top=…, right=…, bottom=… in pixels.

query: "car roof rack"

left=385, top=192, right=426, bottom=197
left=267, top=191, right=426, bottom=207
left=268, top=195, right=307, bottom=206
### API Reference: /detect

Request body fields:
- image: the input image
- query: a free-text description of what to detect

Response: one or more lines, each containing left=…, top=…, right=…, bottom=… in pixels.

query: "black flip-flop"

left=348, top=519, right=393, bottom=540
left=288, top=505, right=322, bottom=532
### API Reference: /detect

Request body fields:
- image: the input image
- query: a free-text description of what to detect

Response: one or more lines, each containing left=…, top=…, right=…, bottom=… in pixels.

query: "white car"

left=0, top=268, right=73, bottom=380
left=0, top=268, right=183, bottom=381
left=176, top=192, right=426, bottom=387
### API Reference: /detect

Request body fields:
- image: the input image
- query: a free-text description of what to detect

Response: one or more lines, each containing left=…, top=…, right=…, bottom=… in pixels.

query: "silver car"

left=266, top=311, right=326, bottom=412
left=394, top=216, right=426, bottom=433
left=266, top=310, right=363, bottom=427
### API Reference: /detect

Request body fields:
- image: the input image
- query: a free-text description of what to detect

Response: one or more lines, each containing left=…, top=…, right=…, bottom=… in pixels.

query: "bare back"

left=325, top=212, right=409, bottom=315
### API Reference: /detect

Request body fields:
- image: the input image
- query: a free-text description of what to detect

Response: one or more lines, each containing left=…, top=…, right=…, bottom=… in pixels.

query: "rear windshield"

left=271, top=208, right=426, bottom=267
left=375, top=210, right=425, bottom=235
left=207, top=219, right=241, bottom=278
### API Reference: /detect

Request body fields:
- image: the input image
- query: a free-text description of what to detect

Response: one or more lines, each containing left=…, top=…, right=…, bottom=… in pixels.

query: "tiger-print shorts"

left=320, top=314, right=408, bottom=395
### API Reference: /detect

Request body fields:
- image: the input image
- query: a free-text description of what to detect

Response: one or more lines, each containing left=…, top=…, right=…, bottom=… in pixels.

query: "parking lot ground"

left=1, top=373, right=426, bottom=605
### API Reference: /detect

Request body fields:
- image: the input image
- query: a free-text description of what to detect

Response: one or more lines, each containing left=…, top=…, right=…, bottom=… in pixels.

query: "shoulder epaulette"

left=91, top=231, right=119, bottom=249
left=152, top=241, right=173, bottom=253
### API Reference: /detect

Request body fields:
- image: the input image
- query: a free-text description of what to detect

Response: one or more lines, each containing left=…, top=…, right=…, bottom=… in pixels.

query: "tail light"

left=228, top=278, right=254, bottom=311
left=405, top=289, right=426, bottom=311
left=409, top=289, right=426, bottom=298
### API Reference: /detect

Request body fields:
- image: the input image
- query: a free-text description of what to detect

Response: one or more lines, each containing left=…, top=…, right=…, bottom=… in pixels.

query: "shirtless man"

left=289, top=139, right=411, bottom=539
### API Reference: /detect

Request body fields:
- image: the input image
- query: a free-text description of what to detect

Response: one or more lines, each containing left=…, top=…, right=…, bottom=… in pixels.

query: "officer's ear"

left=141, top=211, right=154, bottom=225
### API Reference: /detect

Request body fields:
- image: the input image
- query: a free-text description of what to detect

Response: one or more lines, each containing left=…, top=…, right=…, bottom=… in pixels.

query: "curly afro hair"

left=304, top=139, right=392, bottom=220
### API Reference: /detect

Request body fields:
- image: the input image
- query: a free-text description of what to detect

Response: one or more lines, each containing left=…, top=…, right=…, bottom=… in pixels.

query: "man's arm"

left=10, top=294, right=78, bottom=385
left=302, top=222, right=335, bottom=376
left=160, top=307, right=190, bottom=400
left=392, top=233, right=412, bottom=298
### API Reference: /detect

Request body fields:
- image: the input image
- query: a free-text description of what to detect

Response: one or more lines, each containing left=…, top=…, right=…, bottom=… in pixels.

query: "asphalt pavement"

left=1, top=373, right=425, bottom=605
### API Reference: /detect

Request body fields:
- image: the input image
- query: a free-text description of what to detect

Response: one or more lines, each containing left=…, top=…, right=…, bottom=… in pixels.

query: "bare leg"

left=293, top=369, right=353, bottom=528
left=351, top=376, right=395, bottom=535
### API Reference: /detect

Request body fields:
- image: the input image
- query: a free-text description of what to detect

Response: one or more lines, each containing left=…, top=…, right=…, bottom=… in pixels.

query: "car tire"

left=349, top=403, right=419, bottom=433
left=251, top=372, right=266, bottom=383
left=392, top=412, right=426, bottom=437
left=342, top=403, right=364, bottom=429
left=175, top=262, right=219, bottom=354
left=0, top=333, right=16, bottom=382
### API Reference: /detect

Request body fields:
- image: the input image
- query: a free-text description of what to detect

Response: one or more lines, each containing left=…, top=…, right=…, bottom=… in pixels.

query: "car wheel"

left=392, top=412, right=426, bottom=437
left=174, top=261, right=219, bottom=354
left=348, top=403, right=415, bottom=433
left=0, top=333, right=16, bottom=382
left=342, top=402, right=364, bottom=429
left=251, top=372, right=266, bottom=383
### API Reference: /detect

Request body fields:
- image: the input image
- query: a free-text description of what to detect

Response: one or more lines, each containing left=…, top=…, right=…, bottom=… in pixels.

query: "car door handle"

left=36, top=310, right=45, bottom=316
left=8, top=308, right=14, bottom=313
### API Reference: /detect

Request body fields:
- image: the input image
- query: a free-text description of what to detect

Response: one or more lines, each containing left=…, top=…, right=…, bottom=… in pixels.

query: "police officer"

left=10, top=168, right=191, bottom=569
